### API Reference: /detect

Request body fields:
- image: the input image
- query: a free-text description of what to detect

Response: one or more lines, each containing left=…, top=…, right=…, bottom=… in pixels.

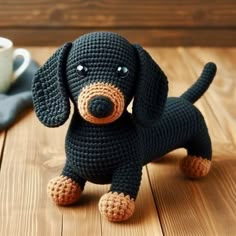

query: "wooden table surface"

left=0, top=47, right=236, bottom=236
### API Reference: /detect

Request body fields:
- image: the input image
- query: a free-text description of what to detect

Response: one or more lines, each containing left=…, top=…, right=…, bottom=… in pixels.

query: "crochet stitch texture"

left=32, top=32, right=217, bottom=222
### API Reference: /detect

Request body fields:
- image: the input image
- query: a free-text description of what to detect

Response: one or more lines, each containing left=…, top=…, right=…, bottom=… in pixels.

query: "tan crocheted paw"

left=180, top=156, right=211, bottom=178
left=47, top=175, right=82, bottom=205
left=98, top=192, right=135, bottom=222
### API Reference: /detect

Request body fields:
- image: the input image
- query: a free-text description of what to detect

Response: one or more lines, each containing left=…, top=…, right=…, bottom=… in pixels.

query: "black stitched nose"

left=88, top=96, right=114, bottom=118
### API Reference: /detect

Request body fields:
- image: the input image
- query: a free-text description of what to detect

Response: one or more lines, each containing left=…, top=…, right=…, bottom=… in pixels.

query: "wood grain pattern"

left=1, top=0, right=236, bottom=46
left=61, top=181, right=104, bottom=236
left=0, top=112, right=64, bottom=236
left=0, top=47, right=236, bottom=235
left=1, top=0, right=236, bottom=27
left=3, top=28, right=236, bottom=46
left=146, top=47, right=236, bottom=235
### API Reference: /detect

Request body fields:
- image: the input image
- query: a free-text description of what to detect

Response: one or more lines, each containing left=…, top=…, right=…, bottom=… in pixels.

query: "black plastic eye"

left=77, top=64, right=88, bottom=77
left=117, top=66, right=129, bottom=78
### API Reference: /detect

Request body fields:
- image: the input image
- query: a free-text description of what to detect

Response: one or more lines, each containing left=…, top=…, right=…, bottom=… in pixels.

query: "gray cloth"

left=0, top=57, right=39, bottom=130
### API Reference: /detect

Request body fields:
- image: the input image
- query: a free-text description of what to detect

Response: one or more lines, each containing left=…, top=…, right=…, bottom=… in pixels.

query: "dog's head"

left=32, top=32, right=168, bottom=127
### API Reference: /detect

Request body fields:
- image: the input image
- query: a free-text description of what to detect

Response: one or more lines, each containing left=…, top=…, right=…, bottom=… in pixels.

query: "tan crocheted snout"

left=78, top=82, right=125, bottom=124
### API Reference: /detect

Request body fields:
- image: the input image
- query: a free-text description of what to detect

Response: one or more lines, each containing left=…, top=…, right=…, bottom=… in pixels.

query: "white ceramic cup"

left=0, top=37, right=31, bottom=93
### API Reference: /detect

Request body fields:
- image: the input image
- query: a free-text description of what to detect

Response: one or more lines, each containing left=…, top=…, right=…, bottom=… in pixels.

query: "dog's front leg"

left=98, top=162, right=142, bottom=222
left=47, top=161, right=86, bottom=206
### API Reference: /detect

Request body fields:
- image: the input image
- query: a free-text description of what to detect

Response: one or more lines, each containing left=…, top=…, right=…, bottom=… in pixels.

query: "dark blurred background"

left=1, top=0, right=236, bottom=46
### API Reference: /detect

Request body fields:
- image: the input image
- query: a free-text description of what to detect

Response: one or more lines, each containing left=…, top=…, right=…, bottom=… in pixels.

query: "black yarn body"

left=62, top=97, right=211, bottom=199
left=32, top=32, right=217, bottom=200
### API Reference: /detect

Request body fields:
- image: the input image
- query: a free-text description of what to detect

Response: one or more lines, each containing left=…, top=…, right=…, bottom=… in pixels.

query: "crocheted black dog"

left=32, top=32, right=217, bottom=222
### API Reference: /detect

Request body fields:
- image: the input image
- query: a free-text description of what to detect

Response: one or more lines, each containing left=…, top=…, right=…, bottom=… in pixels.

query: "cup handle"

left=12, top=48, right=31, bottom=81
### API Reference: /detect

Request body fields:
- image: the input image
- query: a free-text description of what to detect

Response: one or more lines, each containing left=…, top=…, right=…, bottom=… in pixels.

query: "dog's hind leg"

left=180, top=126, right=212, bottom=178
left=47, top=161, right=86, bottom=205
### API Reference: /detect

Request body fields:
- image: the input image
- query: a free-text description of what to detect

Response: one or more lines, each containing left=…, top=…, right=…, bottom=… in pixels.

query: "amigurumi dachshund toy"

left=32, top=32, right=217, bottom=222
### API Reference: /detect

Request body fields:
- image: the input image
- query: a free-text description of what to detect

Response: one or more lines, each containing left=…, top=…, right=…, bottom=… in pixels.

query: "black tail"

left=180, top=62, right=217, bottom=104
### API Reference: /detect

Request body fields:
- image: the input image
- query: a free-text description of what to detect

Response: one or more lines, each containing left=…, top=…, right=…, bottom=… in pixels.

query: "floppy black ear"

left=132, top=44, right=168, bottom=127
left=32, top=43, right=72, bottom=127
